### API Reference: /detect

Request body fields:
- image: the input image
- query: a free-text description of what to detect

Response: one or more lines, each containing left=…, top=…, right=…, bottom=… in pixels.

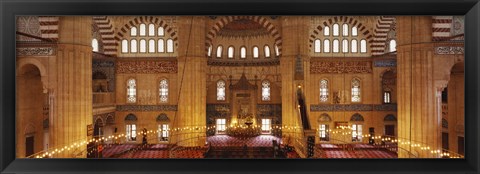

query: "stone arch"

left=384, top=114, right=397, bottom=122
left=115, top=16, right=178, bottom=42
left=318, top=113, right=332, bottom=122
left=24, top=123, right=36, bottom=135
left=156, top=113, right=170, bottom=122
left=350, top=113, right=364, bottom=121
left=206, top=16, right=282, bottom=57
left=94, top=116, right=104, bottom=126
left=106, top=114, right=115, bottom=125
left=93, top=16, right=116, bottom=55
left=125, top=113, right=138, bottom=122
left=371, top=16, right=396, bottom=55
left=442, top=118, right=448, bottom=128
left=309, top=16, right=374, bottom=51
left=38, top=16, right=59, bottom=41
left=17, top=59, right=48, bottom=93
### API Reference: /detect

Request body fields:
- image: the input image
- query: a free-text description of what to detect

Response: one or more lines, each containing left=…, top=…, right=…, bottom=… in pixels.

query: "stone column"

left=52, top=16, right=92, bottom=158
left=173, top=16, right=207, bottom=147
left=280, top=16, right=310, bottom=157
left=397, top=16, right=440, bottom=158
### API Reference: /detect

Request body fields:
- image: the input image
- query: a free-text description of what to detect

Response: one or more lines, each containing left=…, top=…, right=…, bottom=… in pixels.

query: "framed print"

left=1, top=0, right=479, bottom=174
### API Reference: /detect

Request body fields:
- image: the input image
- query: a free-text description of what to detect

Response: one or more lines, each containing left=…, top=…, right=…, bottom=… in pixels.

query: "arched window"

left=240, top=46, right=246, bottom=58
left=275, top=45, right=280, bottom=56
left=333, top=24, right=339, bottom=36
left=384, top=91, right=391, bottom=103
left=342, top=39, right=349, bottom=53
left=148, top=24, right=155, bottom=36
left=130, top=27, right=137, bottom=36
left=342, top=24, right=349, bottom=36
left=262, top=80, right=271, bottom=101
left=228, top=46, right=234, bottom=58
left=130, top=39, right=137, bottom=53
left=324, top=39, right=330, bottom=53
left=389, top=40, right=397, bottom=52
left=159, top=79, right=168, bottom=102
left=253, top=46, right=259, bottom=58
left=92, top=39, right=99, bottom=52
left=139, top=24, right=146, bottom=36
left=127, top=79, right=136, bottom=103
left=217, top=80, right=226, bottom=101
left=125, top=114, right=137, bottom=141
left=158, top=39, right=165, bottom=52
left=158, top=27, right=164, bottom=36
left=333, top=39, right=339, bottom=53
left=351, top=78, right=361, bottom=102
left=264, top=45, right=271, bottom=58
left=122, top=39, right=128, bottom=53
left=139, top=39, right=147, bottom=53
left=351, top=39, right=358, bottom=53
left=207, top=45, right=212, bottom=57
left=360, top=39, right=367, bottom=53
left=320, top=79, right=329, bottom=102
left=324, top=26, right=330, bottom=36
left=350, top=113, right=364, bottom=142
left=352, top=124, right=363, bottom=142
left=352, top=26, right=358, bottom=36
left=149, top=39, right=155, bottom=53
left=216, top=45, right=223, bottom=58
left=314, top=39, right=321, bottom=53
left=166, top=39, right=174, bottom=53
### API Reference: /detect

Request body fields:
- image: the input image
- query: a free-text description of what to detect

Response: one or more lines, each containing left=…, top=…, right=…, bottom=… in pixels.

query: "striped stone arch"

left=93, top=16, right=116, bottom=55
left=38, top=16, right=59, bottom=41
left=371, top=16, right=396, bottom=56
left=432, top=16, right=453, bottom=41
left=206, top=16, right=282, bottom=57
left=309, top=16, right=374, bottom=51
left=114, top=16, right=178, bottom=53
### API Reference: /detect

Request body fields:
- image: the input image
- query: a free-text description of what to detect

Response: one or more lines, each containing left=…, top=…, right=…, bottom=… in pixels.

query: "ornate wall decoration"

left=373, top=104, right=397, bottom=111
left=257, top=104, right=282, bottom=117
left=16, top=16, right=42, bottom=41
left=311, top=104, right=397, bottom=111
left=116, top=105, right=178, bottom=112
left=434, top=46, right=464, bottom=55
left=207, top=104, right=231, bottom=116
left=310, top=61, right=372, bottom=74
left=93, top=112, right=115, bottom=125
left=93, top=60, right=115, bottom=67
left=116, top=60, right=178, bottom=74
left=384, top=114, right=397, bottom=121
left=207, top=59, right=280, bottom=66
left=374, top=60, right=397, bottom=67
left=16, top=47, right=55, bottom=56
left=93, top=60, right=116, bottom=92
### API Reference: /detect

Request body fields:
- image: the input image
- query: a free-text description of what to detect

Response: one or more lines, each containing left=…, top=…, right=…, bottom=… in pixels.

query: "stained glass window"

left=351, top=78, right=361, bottom=102
left=217, top=80, right=226, bottom=101
left=262, top=80, right=271, bottom=101
left=127, top=79, right=136, bottom=103
left=159, top=79, right=168, bottom=102
left=320, top=79, right=329, bottom=102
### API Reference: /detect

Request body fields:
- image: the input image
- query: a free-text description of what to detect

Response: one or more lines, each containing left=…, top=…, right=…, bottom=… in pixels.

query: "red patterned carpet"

left=207, top=135, right=282, bottom=147
left=315, top=143, right=398, bottom=158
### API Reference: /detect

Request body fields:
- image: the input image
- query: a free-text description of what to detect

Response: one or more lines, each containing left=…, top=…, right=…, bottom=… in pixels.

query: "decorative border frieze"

left=116, top=105, right=178, bottom=111
left=116, top=60, right=178, bottom=74
left=93, top=60, right=115, bottom=67
left=16, top=47, right=55, bottom=56
left=373, top=60, right=397, bottom=67
left=310, top=104, right=397, bottom=111
left=207, top=59, right=280, bottom=66
left=310, top=61, right=372, bottom=74
left=434, top=46, right=464, bottom=55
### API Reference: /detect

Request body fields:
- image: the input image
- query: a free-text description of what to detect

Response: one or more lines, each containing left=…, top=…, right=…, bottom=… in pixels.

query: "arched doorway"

left=17, top=63, right=45, bottom=158
left=94, top=117, right=104, bottom=137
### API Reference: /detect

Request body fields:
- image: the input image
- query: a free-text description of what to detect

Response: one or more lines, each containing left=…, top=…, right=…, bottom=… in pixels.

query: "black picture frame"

left=1, top=0, right=479, bottom=173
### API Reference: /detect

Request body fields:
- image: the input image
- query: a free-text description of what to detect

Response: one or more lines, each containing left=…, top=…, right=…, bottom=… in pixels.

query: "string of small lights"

left=30, top=124, right=463, bottom=159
